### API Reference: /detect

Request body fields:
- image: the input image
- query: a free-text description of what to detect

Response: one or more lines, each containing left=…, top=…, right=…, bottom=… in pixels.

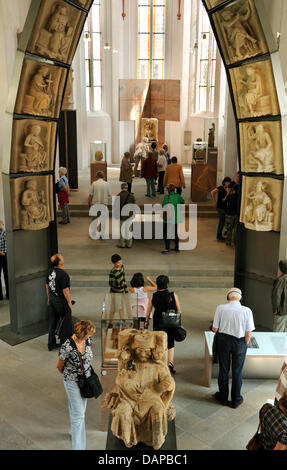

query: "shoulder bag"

left=246, top=403, right=272, bottom=450
left=71, top=338, right=103, bottom=399
left=159, top=292, right=182, bottom=330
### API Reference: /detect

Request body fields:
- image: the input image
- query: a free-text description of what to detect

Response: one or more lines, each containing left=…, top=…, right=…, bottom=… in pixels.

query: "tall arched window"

left=138, top=0, right=166, bottom=80
left=196, top=1, right=217, bottom=113
left=83, top=1, right=102, bottom=112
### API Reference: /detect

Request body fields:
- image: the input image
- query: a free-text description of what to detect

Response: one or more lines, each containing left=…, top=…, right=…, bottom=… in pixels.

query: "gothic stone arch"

left=203, top=0, right=287, bottom=329
left=1, top=0, right=93, bottom=343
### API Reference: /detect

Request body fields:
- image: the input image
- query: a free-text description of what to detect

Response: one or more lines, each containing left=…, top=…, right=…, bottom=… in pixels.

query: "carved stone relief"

left=11, top=175, right=54, bottom=230
left=71, top=0, right=93, bottom=9
left=10, top=119, right=57, bottom=174
left=230, top=60, right=279, bottom=119
left=14, top=59, right=67, bottom=118
left=240, top=176, right=283, bottom=232
left=141, top=118, right=158, bottom=142
left=27, top=0, right=86, bottom=65
left=212, top=0, right=268, bottom=65
left=205, top=0, right=229, bottom=9
left=239, top=121, right=283, bottom=174
left=105, top=329, right=176, bottom=450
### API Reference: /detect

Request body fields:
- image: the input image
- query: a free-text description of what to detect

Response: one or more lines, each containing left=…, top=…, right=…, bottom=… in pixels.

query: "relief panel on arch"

left=204, top=0, right=230, bottom=10
left=10, top=119, right=57, bottom=174
left=240, top=175, right=283, bottom=232
left=14, top=59, right=67, bottom=119
left=239, top=121, right=283, bottom=175
left=27, top=0, right=86, bottom=65
left=230, top=60, right=279, bottom=119
left=212, top=0, right=268, bottom=66
left=11, top=175, right=54, bottom=231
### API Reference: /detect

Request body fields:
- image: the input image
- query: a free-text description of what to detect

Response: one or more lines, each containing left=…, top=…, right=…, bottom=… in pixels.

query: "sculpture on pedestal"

left=105, top=329, right=176, bottom=450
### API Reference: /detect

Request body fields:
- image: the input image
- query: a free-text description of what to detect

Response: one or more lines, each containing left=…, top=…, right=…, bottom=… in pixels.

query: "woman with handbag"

left=56, top=320, right=96, bottom=450
left=144, top=275, right=182, bottom=375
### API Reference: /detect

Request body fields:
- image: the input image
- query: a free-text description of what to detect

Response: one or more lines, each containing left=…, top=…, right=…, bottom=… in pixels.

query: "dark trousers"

left=127, top=182, right=132, bottom=193
left=0, top=255, right=9, bottom=300
left=158, top=171, right=165, bottom=193
left=217, top=333, right=247, bottom=406
left=163, top=222, right=179, bottom=251
left=48, top=296, right=73, bottom=348
left=216, top=208, right=226, bottom=240
left=176, top=187, right=182, bottom=195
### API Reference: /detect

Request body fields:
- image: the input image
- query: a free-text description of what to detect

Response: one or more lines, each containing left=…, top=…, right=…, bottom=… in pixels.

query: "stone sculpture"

left=246, top=124, right=274, bottom=173
left=231, top=61, right=279, bottom=119
left=19, top=124, right=48, bottom=172
left=23, top=66, right=54, bottom=116
left=208, top=123, right=215, bottom=148
left=239, top=121, right=283, bottom=175
left=141, top=118, right=158, bottom=142
left=220, top=1, right=258, bottom=61
left=20, top=179, right=49, bottom=230
left=35, top=3, right=73, bottom=61
left=105, top=329, right=176, bottom=450
left=95, top=150, right=103, bottom=162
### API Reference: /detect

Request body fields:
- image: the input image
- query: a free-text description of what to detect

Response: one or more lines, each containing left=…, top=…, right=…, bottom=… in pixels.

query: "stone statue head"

left=25, top=179, right=37, bottom=190
left=131, top=331, right=156, bottom=362
left=95, top=150, right=103, bottom=161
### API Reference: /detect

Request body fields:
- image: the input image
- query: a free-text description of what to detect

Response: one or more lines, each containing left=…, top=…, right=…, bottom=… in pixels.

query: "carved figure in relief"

left=20, top=125, right=47, bottom=171
left=247, top=124, right=275, bottom=173
left=20, top=179, right=48, bottom=228
left=142, top=119, right=158, bottom=142
left=24, top=66, right=54, bottom=116
left=239, top=66, right=271, bottom=117
left=221, top=1, right=258, bottom=60
left=244, top=180, right=273, bottom=231
left=36, top=4, right=73, bottom=60
left=105, top=330, right=175, bottom=450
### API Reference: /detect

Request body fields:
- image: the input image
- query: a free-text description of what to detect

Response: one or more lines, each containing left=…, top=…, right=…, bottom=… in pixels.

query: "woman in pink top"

left=129, top=273, right=156, bottom=328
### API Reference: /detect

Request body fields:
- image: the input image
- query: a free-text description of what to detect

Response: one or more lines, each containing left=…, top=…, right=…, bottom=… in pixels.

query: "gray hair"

left=59, top=167, right=67, bottom=175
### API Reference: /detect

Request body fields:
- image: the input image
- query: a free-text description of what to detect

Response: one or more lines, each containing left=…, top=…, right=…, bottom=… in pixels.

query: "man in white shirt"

left=212, top=287, right=255, bottom=409
left=88, top=171, right=111, bottom=207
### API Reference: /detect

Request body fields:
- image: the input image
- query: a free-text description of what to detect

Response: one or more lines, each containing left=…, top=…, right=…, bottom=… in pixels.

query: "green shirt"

left=109, top=265, right=127, bottom=293
left=162, top=193, right=185, bottom=224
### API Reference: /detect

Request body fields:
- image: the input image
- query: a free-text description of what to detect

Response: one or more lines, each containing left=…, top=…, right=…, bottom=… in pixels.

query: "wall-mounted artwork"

left=212, top=0, right=268, bottom=65
left=141, top=118, right=158, bottom=142
left=11, top=175, right=54, bottom=231
left=27, top=0, right=86, bottom=65
left=14, top=59, right=67, bottom=118
left=10, top=119, right=57, bottom=174
left=230, top=60, right=279, bottom=119
left=240, top=176, right=283, bottom=232
left=239, top=121, right=283, bottom=174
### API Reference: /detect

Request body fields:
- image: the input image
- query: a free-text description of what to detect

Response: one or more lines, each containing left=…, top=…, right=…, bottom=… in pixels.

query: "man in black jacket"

left=272, top=260, right=287, bottom=332
left=46, top=254, right=73, bottom=350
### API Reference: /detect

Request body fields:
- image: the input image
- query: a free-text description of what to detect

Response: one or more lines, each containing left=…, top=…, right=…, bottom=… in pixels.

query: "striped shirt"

left=109, top=265, right=127, bottom=293
left=275, top=361, right=287, bottom=402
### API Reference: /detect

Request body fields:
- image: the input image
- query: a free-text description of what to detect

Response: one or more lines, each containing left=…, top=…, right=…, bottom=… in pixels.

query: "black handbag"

left=159, top=293, right=181, bottom=329
left=71, top=338, right=103, bottom=399
left=78, top=366, right=103, bottom=399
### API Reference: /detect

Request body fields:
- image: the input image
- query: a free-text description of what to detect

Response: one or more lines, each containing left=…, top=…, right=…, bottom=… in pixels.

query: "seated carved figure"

left=24, top=66, right=53, bottom=116
left=105, top=329, right=175, bottom=450
left=21, top=125, right=47, bottom=171
left=21, top=179, right=48, bottom=228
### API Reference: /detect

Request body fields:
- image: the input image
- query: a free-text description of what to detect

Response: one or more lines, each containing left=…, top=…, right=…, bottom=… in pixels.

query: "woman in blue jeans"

left=56, top=320, right=96, bottom=450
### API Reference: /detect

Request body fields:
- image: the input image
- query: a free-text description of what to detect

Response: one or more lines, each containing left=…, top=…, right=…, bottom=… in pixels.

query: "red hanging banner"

left=122, top=0, right=126, bottom=20
left=177, top=0, right=181, bottom=20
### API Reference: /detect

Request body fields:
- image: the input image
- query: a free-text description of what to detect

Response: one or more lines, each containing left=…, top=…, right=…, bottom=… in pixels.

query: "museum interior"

left=0, top=0, right=287, bottom=452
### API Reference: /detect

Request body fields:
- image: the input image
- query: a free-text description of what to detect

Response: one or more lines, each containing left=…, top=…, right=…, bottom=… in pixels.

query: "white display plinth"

left=204, top=331, right=287, bottom=387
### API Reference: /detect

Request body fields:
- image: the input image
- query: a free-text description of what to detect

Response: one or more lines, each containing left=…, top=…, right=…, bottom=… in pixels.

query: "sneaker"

left=161, top=250, right=169, bottom=254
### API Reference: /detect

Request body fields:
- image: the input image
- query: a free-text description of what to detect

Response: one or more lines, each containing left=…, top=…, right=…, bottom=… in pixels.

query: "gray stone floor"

left=0, top=172, right=279, bottom=450
left=0, top=286, right=278, bottom=451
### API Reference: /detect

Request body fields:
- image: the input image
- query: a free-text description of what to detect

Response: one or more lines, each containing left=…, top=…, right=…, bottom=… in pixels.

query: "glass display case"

left=101, top=293, right=147, bottom=370
left=90, top=141, right=107, bottom=163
